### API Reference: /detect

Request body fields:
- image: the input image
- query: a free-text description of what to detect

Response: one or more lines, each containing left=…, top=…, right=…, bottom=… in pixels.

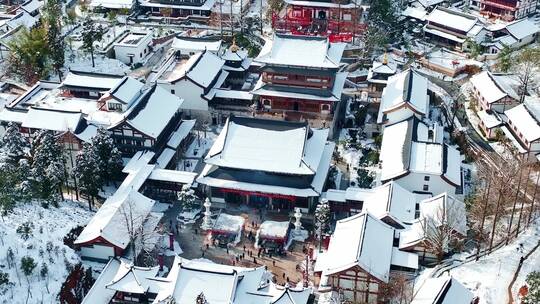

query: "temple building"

left=251, top=34, right=347, bottom=129
left=139, top=0, right=216, bottom=22
left=271, top=0, right=368, bottom=42
left=196, top=115, right=334, bottom=212
left=470, top=0, right=537, bottom=21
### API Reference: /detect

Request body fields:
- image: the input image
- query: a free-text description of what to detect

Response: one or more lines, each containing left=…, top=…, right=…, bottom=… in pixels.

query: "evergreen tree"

left=43, top=0, right=65, bottom=78
left=0, top=271, right=8, bottom=287
left=30, top=131, right=65, bottom=205
left=314, top=198, right=331, bottom=252
left=523, top=271, right=540, bottom=304
left=73, top=142, right=100, bottom=210
left=0, top=151, right=23, bottom=214
left=20, top=256, right=36, bottom=283
left=362, top=0, right=402, bottom=54
left=40, top=263, right=48, bottom=279
left=81, top=17, right=103, bottom=68
left=6, top=26, right=50, bottom=84
left=177, top=184, right=198, bottom=210
left=92, top=127, right=123, bottom=182
left=0, top=123, right=28, bottom=161
left=498, top=45, right=512, bottom=73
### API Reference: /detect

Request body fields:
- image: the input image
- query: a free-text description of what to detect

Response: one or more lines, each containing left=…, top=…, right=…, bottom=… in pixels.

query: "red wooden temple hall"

left=196, top=115, right=335, bottom=212
left=272, top=0, right=368, bottom=42
left=251, top=34, right=348, bottom=122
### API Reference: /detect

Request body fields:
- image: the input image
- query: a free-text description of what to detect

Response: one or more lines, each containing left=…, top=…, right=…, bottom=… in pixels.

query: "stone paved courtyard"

left=160, top=202, right=317, bottom=287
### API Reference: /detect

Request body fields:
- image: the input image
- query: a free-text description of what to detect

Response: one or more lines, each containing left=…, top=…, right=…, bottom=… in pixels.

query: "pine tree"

left=73, top=142, right=100, bottom=210
left=20, top=256, right=36, bottom=283
left=177, top=185, right=198, bottom=210
left=6, top=26, right=50, bottom=84
left=43, top=0, right=64, bottom=78
left=314, top=198, right=331, bottom=252
left=81, top=17, right=103, bottom=68
left=523, top=271, right=540, bottom=304
left=30, top=131, right=65, bottom=205
left=498, top=45, right=512, bottom=73
left=0, top=123, right=28, bottom=161
left=92, top=128, right=122, bottom=183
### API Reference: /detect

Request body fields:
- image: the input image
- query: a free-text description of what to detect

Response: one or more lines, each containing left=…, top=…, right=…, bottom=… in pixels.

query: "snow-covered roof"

left=400, top=193, right=467, bottom=249
left=82, top=259, right=122, bottom=304
left=124, top=85, right=183, bottom=139
left=411, top=276, right=474, bottom=304
left=213, top=89, right=253, bottom=100
left=419, top=193, right=467, bottom=236
left=22, top=108, right=82, bottom=132
left=205, top=116, right=328, bottom=175
left=505, top=19, right=539, bottom=41
left=255, top=34, right=345, bottom=69
left=74, top=123, right=99, bottom=143
left=5, top=11, right=37, bottom=31
left=259, top=221, right=289, bottom=239
left=380, top=117, right=461, bottom=186
left=76, top=154, right=156, bottom=249
left=470, top=71, right=519, bottom=104
left=139, top=0, right=216, bottom=10
left=0, top=108, right=27, bottom=124
left=160, top=258, right=311, bottom=304
left=123, top=150, right=155, bottom=174
left=76, top=189, right=155, bottom=249
left=370, top=60, right=398, bottom=75
left=109, top=76, right=145, bottom=105
left=477, top=110, right=502, bottom=129
left=416, top=0, right=444, bottom=7
left=505, top=103, right=540, bottom=143
left=410, top=142, right=443, bottom=174
left=165, top=50, right=225, bottom=88
left=378, top=69, right=429, bottom=123
left=426, top=7, right=479, bottom=33
left=148, top=169, right=197, bottom=184
left=251, top=74, right=345, bottom=102
left=362, top=182, right=420, bottom=225
left=155, top=147, right=176, bottom=169
left=106, top=260, right=160, bottom=294
left=402, top=6, right=428, bottom=20
left=380, top=119, right=412, bottom=180
left=89, top=0, right=133, bottom=8
left=316, top=212, right=394, bottom=283
left=167, top=119, right=196, bottom=149
left=61, top=71, right=124, bottom=91
left=212, top=213, right=245, bottom=233
left=171, top=37, right=222, bottom=53
left=84, top=255, right=311, bottom=304
left=115, top=32, right=152, bottom=47
left=390, top=247, right=419, bottom=270
left=20, top=0, right=44, bottom=13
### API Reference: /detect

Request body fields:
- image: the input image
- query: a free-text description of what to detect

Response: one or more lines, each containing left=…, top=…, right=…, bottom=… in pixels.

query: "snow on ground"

left=0, top=200, right=94, bottom=304
left=512, top=237, right=540, bottom=299
left=448, top=219, right=540, bottom=304
left=65, top=51, right=129, bottom=75
left=164, top=239, right=184, bottom=257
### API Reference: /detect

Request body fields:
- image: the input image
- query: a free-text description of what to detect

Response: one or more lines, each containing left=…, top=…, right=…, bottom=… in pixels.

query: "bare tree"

left=119, top=199, right=161, bottom=266
left=420, top=197, right=466, bottom=262
left=512, top=47, right=540, bottom=102
left=379, top=273, right=414, bottom=304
